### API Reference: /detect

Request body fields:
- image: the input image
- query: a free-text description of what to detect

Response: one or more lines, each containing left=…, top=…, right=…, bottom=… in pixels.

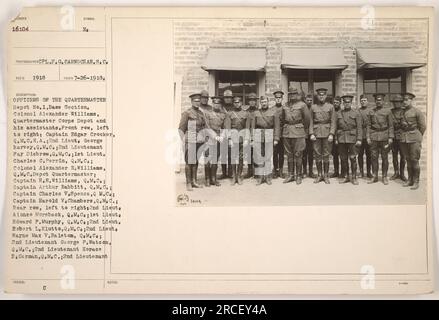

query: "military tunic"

left=225, top=108, right=249, bottom=164
left=366, top=106, right=394, bottom=177
left=178, top=107, right=206, bottom=164
left=399, top=106, right=426, bottom=161
left=335, top=109, right=362, bottom=160
left=250, top=107, right=281, bottom=175
left=282, top=101, right=309, bottom=163
left=357, top=106, right=372, bottom=176
left=309, top=102, right=336, bottom=162
left=272, top=104, right=285, bottom=174
left=204, top=110, right=227, bottom=164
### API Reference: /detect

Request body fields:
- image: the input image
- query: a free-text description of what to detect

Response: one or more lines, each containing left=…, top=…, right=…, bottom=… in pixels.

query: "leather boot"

left=302, top=161, right=307, bottom=178
left=359, top=166, right=364, bottom=178
left=330, top=159, right=339, bottom=178
left=237, top=164, right=244, bottom=185
left=323, top=162, right=330, bottom=184
left=211, top=165, right=220, bottom=186
left=403, top=164, right=413, bottom=187
left=191, top=165, right=203, bottom=188
left=279, top=168, right=285, bottom=179
left=382, top=165, right=389, bottom=185
left=296, top=161, right=302, bottom=185
left=228, top=163, right=233, bottom=178
left=367, top=159, right=378, bottom=183
left=410, top=163, right=420, bottom=190
left=220, top=164, right=228, bottom=180
left=339, top=161, right=350, bottom=183
left=314, top=162, right=322, bottom=183
left=230, top=164, right=237, bottom=186
left=283, top=162, right=295, bottom=183
left=256, top=175, right=263, bottom=185
left=390, top=153, right=399, bottom=180
left=400, top=159, right=407, bottom=182
left=272, top=168, right=279, bottom=179
left=366, top=160, right=373, bottom=178
left=204, top=164, right=211, bottom=187
left=266, top=174, right=272, bottom=185
left=351, top=159, right=359, bottom=185
left=185, top=165, right=193, bottom=191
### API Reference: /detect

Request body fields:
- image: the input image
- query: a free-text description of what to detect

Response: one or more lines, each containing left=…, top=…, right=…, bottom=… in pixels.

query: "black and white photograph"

left=174, top=15, right=429, bottom=206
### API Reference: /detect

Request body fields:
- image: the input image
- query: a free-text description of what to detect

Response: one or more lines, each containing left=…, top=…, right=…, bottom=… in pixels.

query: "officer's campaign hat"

left=233, top=96, right=242, bottom=102
left=189, top=93, right=201, bottom=101
left=248, top=92, right=259, bottom=100
left=259, top=95, right=269, bottom=101
left=373, top=93, right=386, bottom=99
left=200, top=90, right=209, bottom=98
left=288, top=86, right=299, bottom=95
left=403, top=92, right=416, bottom=99
left=341, top=95, right=354, bottom=103
left=211, top=96, right=223, bottom=104
left=273, top=89, right=284, bottom=97
left=359, top=94, right=367, bottom=100
left=223, top=89, right=233, bottom=97
left=333, top=96, right=342, bottom=102
left=316, top=88, right=328, bottom=94
left=390, top=94, right=404, bottom=102
left=305, top=93, right=314, bottom=99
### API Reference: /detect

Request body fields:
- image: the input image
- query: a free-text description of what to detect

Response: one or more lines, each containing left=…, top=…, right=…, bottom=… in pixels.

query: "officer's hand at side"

left=388, top=138, right=393, bottom=144
left=355, top=140, right=362, bottom=147
left=328, top=135, right=334, bottom=143
left=274, top=140, right=278, bottom=146
left=243, top=140, right=249, bottom=147
left=310, top=134, right=316, bottom=141
left=367, top=138, right=371, bottom=145
left=228, top=140, right=234, bottom=147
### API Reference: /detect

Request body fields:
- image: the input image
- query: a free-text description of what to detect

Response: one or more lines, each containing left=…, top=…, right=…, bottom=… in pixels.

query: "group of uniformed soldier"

left=178, top=87, right=426, bottom=192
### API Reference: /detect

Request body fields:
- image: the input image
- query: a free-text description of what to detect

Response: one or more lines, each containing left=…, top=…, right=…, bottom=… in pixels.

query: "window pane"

left=390, top=82, right=402, bottom=93
left=387, top=69, right=403, bottom=82
left=377, top=81, right=389, bottom=93
left=364, top=81, right=376, bottom=93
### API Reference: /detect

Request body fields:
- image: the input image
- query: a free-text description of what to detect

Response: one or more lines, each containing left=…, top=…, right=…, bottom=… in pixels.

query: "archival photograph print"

left=174, top=15, right=429, bottom=207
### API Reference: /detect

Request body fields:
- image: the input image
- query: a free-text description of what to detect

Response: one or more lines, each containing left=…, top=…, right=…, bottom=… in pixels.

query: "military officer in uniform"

left=250, top=95, right=280, bottom=185
left=389, top=94, right=407, bottom=182
left=200, top=89, right=213, bottom=113
left=309, top=88, right=336, bottom=184
left=331, top=96, right=342, bottom=179
left=335, top=95, right=363, bottom=185
left=282, top=87, right=310, bottom=185
left=243, top=93, right=259, bottom=179
left=178, top=93, right=206, bottom=191
left=225, top=96, right=249, bottom=185
left=399, top=92, right=426, bottom=190
left=203, top=96, right=227, bottom=187
left=272, top=90, right=286, bottom=179
left=366, top=93, right=394, bottom=185
left=357, top=94, right=372, bottom=179
left=302, top=93, right=315, bottom=178
left=220, top=89, right=234, bottom=179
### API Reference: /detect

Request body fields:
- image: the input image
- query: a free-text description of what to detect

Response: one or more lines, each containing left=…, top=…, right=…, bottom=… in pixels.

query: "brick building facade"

left=173, top=17, right=429, bottom=167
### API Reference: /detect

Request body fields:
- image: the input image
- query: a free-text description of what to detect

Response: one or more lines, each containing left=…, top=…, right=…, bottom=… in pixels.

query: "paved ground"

left=175, top=167, right=427, bottom=207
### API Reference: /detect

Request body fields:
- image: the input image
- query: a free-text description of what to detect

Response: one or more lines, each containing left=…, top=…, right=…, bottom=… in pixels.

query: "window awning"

left=201, top=48, right=266, bottom=71
left=281, top=48, right=348, bottom=70
left=357, top=48, right=425, bottom=69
